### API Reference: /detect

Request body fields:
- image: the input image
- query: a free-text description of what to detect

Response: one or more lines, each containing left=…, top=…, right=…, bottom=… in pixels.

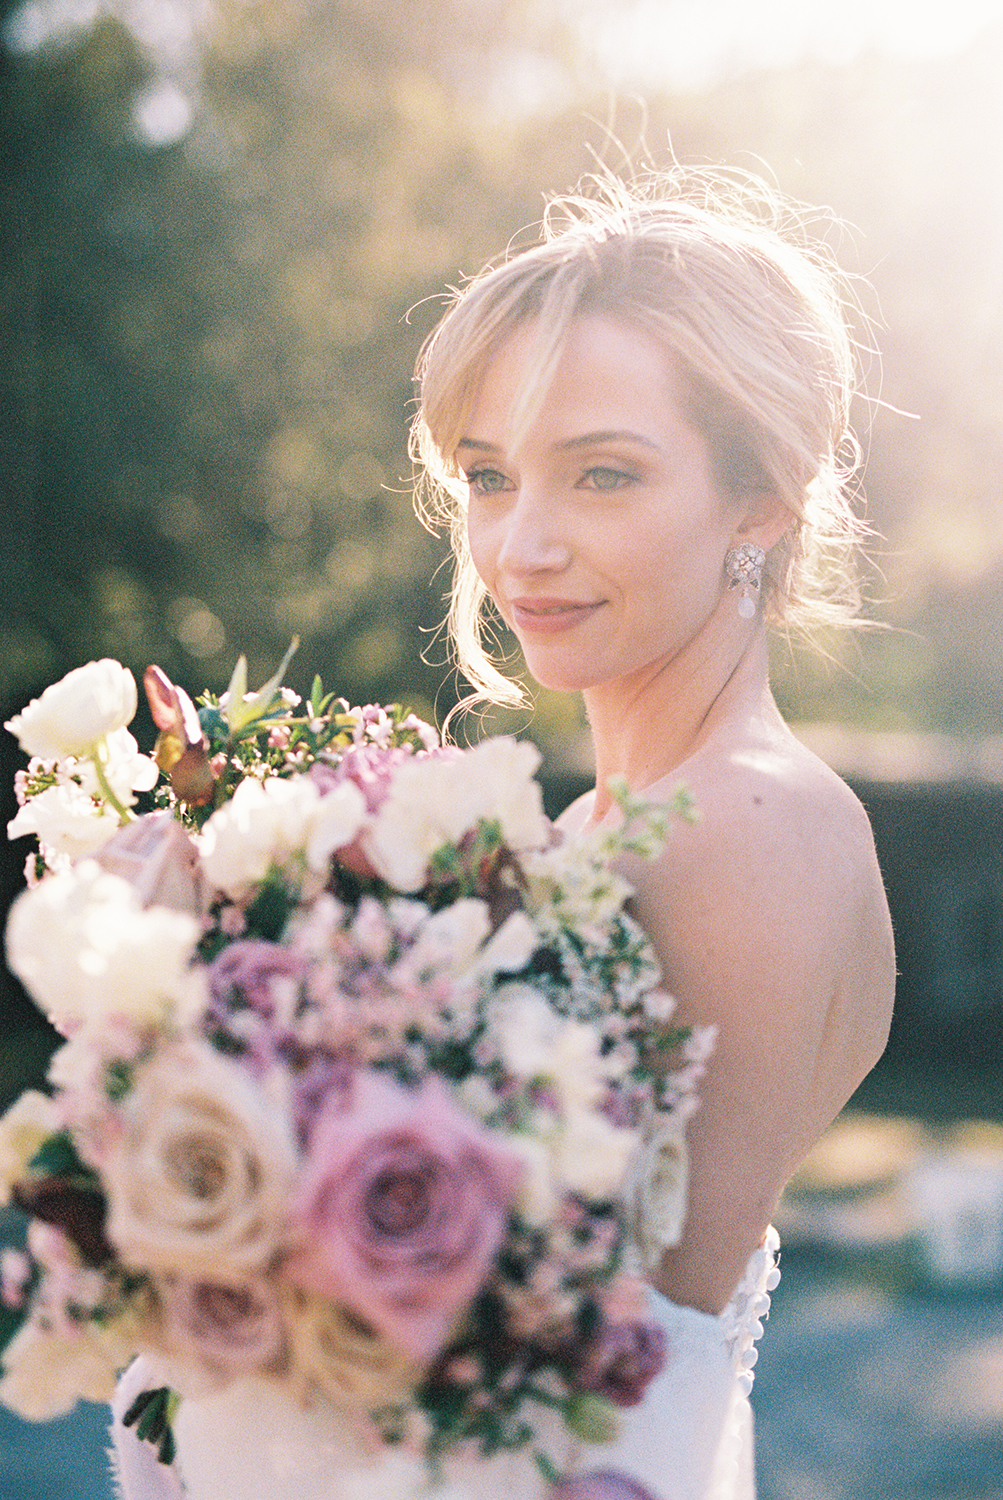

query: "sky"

left=6, top=0, right=1003, bottom=140
left=572, top=0, right=1003, bottom=90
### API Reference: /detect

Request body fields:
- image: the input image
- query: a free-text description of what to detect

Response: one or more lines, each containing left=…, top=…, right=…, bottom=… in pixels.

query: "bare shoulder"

left=649, top=730, right=886, bottom=933
left=623, top=728, right=896, bottom=1099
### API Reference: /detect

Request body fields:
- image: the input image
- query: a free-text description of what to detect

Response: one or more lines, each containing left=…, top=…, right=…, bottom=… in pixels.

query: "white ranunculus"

left=4, top=860, right=201, bottom=1034
left=0, top=1090, right=59, bottom=1206
left=199, top=775, right=366, bottom=901
left=5, top=659, right=138, bottom=760
left=364, top=738, right=548, bottom=892
left=6, top=780, right=122, bottom=860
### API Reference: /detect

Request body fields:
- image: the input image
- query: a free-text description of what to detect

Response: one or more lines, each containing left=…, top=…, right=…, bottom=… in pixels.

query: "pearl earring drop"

left=724, top=543, right=766, bottom=619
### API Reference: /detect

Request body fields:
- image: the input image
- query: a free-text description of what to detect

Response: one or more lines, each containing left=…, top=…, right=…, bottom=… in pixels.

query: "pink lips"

left=508, top=597, right=603, bottom=634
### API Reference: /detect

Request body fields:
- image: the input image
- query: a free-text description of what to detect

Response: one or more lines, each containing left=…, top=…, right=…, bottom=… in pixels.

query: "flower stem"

left=91, top=746, right=134, bottom=824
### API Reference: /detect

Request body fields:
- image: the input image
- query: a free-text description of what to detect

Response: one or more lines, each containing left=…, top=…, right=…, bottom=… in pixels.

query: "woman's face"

left=458, top=314, right=746, bottom=695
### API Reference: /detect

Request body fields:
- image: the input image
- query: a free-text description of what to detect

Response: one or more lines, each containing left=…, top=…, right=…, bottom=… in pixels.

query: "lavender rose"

left=549, top=1473, right=662, bottom=1500
left=574, top=1315, right=667, bottom=1407
left=283, top=1071, right=522, bottom=1362
left=155, top=1271, right=286, bottom=1387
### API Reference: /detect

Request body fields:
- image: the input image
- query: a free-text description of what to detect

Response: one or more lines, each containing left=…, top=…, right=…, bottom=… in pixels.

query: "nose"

left=495, top=488, right=572, bottom=574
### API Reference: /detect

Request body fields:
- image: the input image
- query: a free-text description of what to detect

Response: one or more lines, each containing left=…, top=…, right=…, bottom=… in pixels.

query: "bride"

left=110, top=167, right=895, bottom=1500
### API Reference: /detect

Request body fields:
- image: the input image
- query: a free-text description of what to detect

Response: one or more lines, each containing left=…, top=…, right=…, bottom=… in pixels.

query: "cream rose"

left=0, top=1311, right=122, bottom=1419
left=104, top=1042, right=298, bottom=1275
left=0, top=1090, right=59, bottom=1206
left=5, top=659, right=138, bottom=760
left=283, top=1286, right=413, bottom=1411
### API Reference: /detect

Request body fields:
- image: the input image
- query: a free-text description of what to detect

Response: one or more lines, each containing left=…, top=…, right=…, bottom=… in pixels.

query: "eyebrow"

left=456, top=430, right=662, bottom=454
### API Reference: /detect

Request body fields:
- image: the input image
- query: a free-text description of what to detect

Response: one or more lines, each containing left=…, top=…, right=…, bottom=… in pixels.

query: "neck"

left=583, top=607, right=776, bottom=819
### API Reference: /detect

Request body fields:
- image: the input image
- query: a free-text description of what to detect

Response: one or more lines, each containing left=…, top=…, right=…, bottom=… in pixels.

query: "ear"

left=731, top=491, right=792, bottom=555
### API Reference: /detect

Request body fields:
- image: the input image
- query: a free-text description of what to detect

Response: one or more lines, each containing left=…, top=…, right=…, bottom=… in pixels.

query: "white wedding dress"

left=109, top=1229, right=779, bottom=1500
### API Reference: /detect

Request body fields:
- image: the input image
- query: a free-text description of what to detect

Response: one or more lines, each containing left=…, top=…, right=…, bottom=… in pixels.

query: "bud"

left=564, top=1392, right=620, bottom=1445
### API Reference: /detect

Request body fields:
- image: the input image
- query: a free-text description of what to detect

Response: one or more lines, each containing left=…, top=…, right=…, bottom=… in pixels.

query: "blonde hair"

left=412, top=166, right=872, bottom=707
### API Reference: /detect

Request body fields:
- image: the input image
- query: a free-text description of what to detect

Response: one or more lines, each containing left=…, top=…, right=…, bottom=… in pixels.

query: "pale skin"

left=458, top=313, right=896, bottom=1314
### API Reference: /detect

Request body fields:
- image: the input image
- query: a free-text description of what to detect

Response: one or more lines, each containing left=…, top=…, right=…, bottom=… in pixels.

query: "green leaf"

left=27, top=1130, right=92, bottom=1184
left=225, top=637, right=300, bottom=735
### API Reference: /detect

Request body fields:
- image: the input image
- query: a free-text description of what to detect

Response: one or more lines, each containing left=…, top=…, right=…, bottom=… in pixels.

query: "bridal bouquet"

left=0, top=651, right=711, bottom=1488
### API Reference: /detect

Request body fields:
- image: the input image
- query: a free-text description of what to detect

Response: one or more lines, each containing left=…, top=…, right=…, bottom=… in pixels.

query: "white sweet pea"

left=503, top=1131, right=559, bottom=1224
left=199, top=776, right=365, bottom=901
left=403, top=899, right=492, bottom=980
left=364, top=737, right=549, bottom=892
left=550, top=1107, right=638, bottom=1200
left=5, top=660, right=138, bottom=760
left=6, top=780, right=121, bottom=860
left=303, top=781, right=367, bottom=874
left=5, top=860, right=201, bottom=1035
left=488, top=986, right=560, bottom=1078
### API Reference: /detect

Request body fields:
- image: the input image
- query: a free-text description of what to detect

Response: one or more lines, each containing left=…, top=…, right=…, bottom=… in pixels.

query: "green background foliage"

left=4, top=0, right=1003, bottom=1062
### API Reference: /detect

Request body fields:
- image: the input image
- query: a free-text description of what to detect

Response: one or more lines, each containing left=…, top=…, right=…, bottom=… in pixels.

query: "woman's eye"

left=578, top=466, right=636, bottom=492
left=465, top=468, right=512, bottom=495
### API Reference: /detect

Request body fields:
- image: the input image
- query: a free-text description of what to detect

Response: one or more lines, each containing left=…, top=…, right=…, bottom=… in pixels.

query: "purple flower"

left=575, top=1316, right=667, bottom=1408
left=283, top=1071, right=523, bottom=1362
left=549, top=1473, right=662, bottom=1500
left=207, top=939, right=305, bottom=1018
left=157, top=1271, right=285, bottom=1380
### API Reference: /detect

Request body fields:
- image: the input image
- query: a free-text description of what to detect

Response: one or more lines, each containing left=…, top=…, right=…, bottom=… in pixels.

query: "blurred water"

left=754, top=1247, right=1003, bottom=1500
left=0, top=1398, right=114, bottom=1500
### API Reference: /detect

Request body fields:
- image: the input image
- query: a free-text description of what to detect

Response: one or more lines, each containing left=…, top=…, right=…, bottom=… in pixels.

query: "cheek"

left=465, top=508, right=498, bottom=587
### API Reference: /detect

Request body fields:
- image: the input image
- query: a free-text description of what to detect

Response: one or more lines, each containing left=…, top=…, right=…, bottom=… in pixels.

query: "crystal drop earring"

left=724, top=543, right=766, bottom=620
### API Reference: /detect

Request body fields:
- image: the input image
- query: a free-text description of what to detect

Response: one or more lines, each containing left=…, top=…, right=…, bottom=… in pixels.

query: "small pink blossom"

left=1, top=1249, right=32, bottom=1308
